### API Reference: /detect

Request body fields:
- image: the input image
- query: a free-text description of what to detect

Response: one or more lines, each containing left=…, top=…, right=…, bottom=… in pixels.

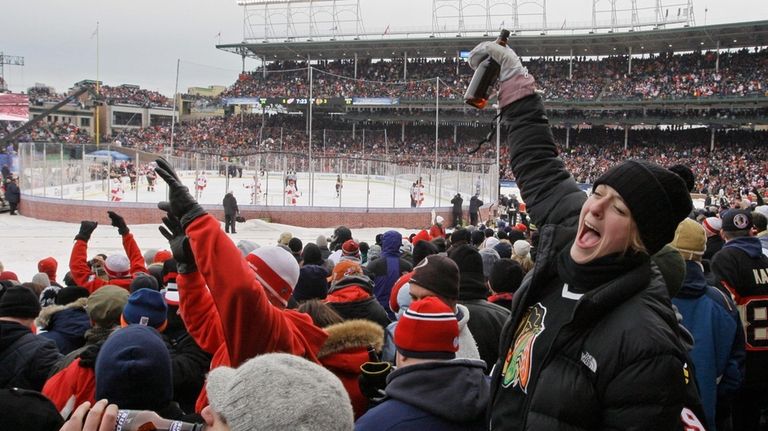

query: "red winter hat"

left=411, top=230, right=431, bottom=245
left=395, top=296, right=459, bottom=360
left=341, top=240, right=360, bottom=258
left=390, top=272, right=412, bottom=313
left=37, top=257, right=58, bottom=281
left=0, top=271, right=19, bottom=282
left=153, top=250, right=172, bottom=264
left=514, top=223, right=527, bottom=232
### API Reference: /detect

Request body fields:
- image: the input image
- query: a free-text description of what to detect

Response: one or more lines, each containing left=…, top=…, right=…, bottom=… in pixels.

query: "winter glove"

left=158, top=213, right=197, bottom=274
left=359, top=361, right=393, bottom=401
left=154, top=157, right=207, bottom=229
left=468, top=41, right=526, bottom=82
left=107, top=211, right=129, bottom=235
left=75, top=221, right=98, bottom=242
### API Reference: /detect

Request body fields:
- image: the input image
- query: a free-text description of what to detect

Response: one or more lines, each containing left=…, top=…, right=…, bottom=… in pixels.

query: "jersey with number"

left=712, top=238, right=768, bottom=385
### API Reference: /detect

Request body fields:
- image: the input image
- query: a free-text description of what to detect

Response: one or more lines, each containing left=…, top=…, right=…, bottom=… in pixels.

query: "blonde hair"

left=627, top=221, right=647, bottom=255
left=511, top=254, right=534, bottom=273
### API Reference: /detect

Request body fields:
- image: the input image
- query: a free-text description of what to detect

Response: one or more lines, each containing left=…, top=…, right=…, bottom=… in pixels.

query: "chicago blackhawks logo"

left=501, top=303, right=547, bottom=392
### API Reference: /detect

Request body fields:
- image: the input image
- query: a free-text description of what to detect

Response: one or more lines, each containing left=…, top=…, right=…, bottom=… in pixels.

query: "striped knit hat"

left=395, top=296, right=459, bottom=360
left=246, top=246, right=300, bottom=308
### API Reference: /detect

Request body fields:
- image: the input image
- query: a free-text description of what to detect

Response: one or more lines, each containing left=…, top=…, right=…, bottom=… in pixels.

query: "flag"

left=216, top=31, right=221, bottom=38
left=561, top=19, right=566, bottom=29
left=90, top=26, right=98, bottom=39
left=383, top=24, right=390, bottom=35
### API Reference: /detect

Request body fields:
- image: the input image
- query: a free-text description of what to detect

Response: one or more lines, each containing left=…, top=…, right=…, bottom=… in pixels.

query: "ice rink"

left=39, top=170, right=494, bottom=209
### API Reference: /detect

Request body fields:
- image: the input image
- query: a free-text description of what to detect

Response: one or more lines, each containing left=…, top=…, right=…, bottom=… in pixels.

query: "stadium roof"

left=218, top=20, right=768, bottom=61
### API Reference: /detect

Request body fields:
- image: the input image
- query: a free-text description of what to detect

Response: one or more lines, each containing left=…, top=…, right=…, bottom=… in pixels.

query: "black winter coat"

left=4, top=181, right=20, bottom=204
left=326, top=276, right=392, bottom=329
left=457, top=273, right=509, bottom=373
left=0, top=321, right=61, bottom=391
left=469, top=196, right=483, bottom=214
left=451, top=195, right=463, bottom=213
left=222, top=193, right=238, bottom=215
left=164, top=328, right=212, bottom=414
left=488, top=94, right=703, bottom=430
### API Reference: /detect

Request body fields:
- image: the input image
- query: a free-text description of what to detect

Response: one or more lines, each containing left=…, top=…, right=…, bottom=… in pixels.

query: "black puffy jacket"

left=0, top=321, right=61, bottom=391
left=488, top=94, right=704, bottom=430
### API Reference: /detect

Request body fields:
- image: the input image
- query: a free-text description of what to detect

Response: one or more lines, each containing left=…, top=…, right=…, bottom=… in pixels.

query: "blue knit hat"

left=121, top=288, right=167, bottom=332
left=95, top=325, right=172, bottom=410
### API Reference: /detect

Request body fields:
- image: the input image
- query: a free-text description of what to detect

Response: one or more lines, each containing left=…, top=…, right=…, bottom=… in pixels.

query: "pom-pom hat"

left=395, top=296, right=459, bottom=360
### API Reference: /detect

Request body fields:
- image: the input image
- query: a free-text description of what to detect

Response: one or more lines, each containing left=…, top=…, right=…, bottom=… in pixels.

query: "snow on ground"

left=0, top=213, right=409, bottom=284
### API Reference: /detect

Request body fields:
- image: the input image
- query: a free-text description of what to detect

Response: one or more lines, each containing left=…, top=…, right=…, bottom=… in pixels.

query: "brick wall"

left=19, top=196, right=488, bottom=229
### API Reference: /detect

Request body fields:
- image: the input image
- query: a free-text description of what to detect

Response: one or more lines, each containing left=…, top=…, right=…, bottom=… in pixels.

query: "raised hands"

left=107, top=211, right=129, bottom=235
left=75, top=221, right=98, bottom=242
left=154, top=158, right=207, bottom=229
left=158, top=214, right=197, bottom=274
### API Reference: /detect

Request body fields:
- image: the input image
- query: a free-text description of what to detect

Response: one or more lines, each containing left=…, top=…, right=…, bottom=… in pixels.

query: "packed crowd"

left=1, top=160, right=767, bottom=429
left=4, top=38, right=768, bottom=431
left=98, top=85, right=171, bottom=108
left=24, top=84, right=172, bottom=108
left=222, top=48, right=768, bottom=101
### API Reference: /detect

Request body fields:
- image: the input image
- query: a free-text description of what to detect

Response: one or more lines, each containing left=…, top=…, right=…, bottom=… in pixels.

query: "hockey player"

left=417, top=180, right=425, bottom=207
left=145, top=166, right=157, bottom=192
left=335, top=174, right=343, bottom=198
left=109, top=176, right=124, bottom=202
left=195, top=172, right=208, bottom=200
left=285, top=179, right=300, bottom=206
left=128, top=169, right=137, bottom=190
left=245, top=175, right=263, bottom=204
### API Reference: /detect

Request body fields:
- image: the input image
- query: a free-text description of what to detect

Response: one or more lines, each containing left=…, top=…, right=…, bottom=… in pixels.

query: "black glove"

left=159, top=213, right=196, bottom=274
left=358, top=361, right=393, bottom=402
left=154, top=158, right=207, bottom=229
left=75, top=221, right=98, bottom=242
left=107, top=211, right=129, bottom=235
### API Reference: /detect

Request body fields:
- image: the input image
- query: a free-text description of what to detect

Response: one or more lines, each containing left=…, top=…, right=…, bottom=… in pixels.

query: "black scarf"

left=557, top=241, right=648, bottom=294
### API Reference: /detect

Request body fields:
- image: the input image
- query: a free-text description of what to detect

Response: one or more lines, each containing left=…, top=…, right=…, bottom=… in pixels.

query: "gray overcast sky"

left=2, top=0, right=766, bottom=96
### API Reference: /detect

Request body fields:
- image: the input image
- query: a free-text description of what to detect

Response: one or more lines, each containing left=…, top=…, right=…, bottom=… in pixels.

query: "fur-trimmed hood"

left=35, top=297, right=88, bottom=329
left=318, top=319, right=384, bottom=359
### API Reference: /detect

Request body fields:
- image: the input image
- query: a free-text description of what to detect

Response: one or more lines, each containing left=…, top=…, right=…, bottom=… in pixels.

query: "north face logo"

left=581, top=351, right=597, bottom=373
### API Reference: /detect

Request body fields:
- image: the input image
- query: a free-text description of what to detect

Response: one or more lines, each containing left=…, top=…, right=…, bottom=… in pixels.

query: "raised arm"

left=155, top=158, right=326, bottom=367
left=69, top=221, right=98, bottom=287
left=470, top=42, right=585, bottom=228
left=108, top=211, right=147, bottom=275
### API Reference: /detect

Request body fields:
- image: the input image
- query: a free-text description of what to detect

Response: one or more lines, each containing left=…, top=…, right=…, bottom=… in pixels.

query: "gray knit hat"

left=207, top=353, right=353, bottom=431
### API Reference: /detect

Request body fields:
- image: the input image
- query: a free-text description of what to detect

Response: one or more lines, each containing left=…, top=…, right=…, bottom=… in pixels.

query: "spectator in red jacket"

left=154, top=158, right=327, bottom=413
left=68, top=211, right=147, bottom=294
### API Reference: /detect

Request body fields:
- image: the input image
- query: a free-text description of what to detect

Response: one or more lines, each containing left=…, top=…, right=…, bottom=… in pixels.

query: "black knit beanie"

left=412, top=240, right=438, bottom=267
left=55, top=286, right=90, bottom=306
left=0, top=286, right=41, bottom=318
left=450, top=228, right=471, bottom=245
left=301, top=243, right=323, bottom=266
left=593, top=160, right=692, bottom=255
left=130, top=273, right=160, bottom=293
left=410, top=255, right=460, bottom=300
left=490, top=259, right=524, bottom=294
left=448, top=244, right=484, bottom=275
left=470, top=230, right=485, bottom=247
left=288, top=237, right=303, bottom=254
